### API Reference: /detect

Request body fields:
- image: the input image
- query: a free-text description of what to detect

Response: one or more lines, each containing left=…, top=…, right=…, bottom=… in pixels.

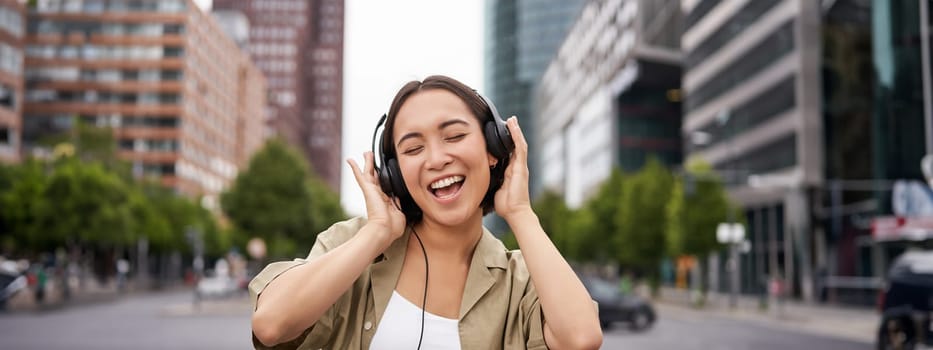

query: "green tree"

left=565, top=206, right=598, bottom=262
left=532, top=190, right=575, bottom=256
left=140, top=183, right=193, bottom=253
left=38, top=159, right=135, bottom=250
left=616, top=158, right=674, bottom=279
left=0, top=160, right=48, bottom=254
left=665, top=160, right=730, bottom=259
left=582, top=168, right=627, bottom=263
left=221, top=140, right=319, bottom=258
left=306, top=176, right=347, bottom=235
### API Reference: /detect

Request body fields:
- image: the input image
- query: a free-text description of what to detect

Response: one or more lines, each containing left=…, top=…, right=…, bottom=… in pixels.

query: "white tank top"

left=369, top=290, right=461, bottom=350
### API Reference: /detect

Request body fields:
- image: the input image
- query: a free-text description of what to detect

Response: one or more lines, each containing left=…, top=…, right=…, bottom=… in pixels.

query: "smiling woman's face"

left=392, top=89, right=498, bottom=227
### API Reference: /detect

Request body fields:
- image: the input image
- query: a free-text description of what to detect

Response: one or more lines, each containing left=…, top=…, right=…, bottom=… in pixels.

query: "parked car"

left=580, top=275, right=656, bottom=331
left=0, top=261, right=27, bottom=310
left=196, top=270, right=238, bottom=299
left=877, top=250, right=933, bottom=350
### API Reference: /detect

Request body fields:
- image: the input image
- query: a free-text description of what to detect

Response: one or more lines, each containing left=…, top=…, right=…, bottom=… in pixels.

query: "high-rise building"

left=535, top=0, right=683, bottom=208
left=213, top=0, right=344, bottom=193
left=682, top=0, right=825, bottom=302
left=681, top=0, right=933, bottom=307
left=675, top=0, right=933, bottom=305
left=0, top=0, right=23, bottom=163
left=485, top=0, right=586, bottom=197
left=22, top=0, right=267, bottom=209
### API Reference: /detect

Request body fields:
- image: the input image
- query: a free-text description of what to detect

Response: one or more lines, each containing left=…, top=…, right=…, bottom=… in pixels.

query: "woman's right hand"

left=348, top=152, right=406, bottom=242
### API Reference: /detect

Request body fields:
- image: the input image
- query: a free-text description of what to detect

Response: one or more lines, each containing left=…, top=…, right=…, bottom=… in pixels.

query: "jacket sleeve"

left=519, top=280, right=548, bottom=350
left=248, top=217, right=367, bottom=349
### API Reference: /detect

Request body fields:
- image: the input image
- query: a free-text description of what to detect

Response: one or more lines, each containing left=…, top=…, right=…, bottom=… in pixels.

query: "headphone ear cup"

left=379, top=158, right=408, bottom=199
left=485, top=119, right=515, bottom=160
left=377, top=164, right=393, bottom=196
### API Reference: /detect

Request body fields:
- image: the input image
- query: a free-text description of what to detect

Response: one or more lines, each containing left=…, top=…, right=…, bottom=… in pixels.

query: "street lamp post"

left=690, top=109, right=745, bottom=308
left=717, top=222, right=746, bottom=308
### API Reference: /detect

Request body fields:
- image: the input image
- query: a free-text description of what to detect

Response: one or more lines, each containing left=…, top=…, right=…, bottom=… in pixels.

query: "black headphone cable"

left=410, top=226, right=428, bottom=350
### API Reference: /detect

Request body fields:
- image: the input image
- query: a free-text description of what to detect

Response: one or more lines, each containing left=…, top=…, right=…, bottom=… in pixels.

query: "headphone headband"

left=371, top=89, right=515, bottom=222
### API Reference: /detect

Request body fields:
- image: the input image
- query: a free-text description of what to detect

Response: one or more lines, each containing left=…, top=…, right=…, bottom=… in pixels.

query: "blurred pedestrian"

left=249, top=75, right=602, bottom=350
left=34, top=266, right=46, bottom=304
left=619, top=271, right=634, bottom=295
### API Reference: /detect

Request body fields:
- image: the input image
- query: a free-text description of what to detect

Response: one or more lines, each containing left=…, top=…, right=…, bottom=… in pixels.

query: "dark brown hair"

left=379, top=75, right=507, bottom=224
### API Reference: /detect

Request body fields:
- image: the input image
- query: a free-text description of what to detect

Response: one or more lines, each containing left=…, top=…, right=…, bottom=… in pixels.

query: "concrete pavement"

left=655, top=286, right=879, bottom=344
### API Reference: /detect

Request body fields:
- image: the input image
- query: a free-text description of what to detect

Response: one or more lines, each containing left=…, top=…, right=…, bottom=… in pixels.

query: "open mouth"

left=429, top=175, right=465, bottom=199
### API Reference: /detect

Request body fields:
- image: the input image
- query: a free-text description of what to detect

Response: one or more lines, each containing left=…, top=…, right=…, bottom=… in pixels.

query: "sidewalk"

left=654, top=286, right=879, bottom=344
left=3, top=278, right=189, bottom=313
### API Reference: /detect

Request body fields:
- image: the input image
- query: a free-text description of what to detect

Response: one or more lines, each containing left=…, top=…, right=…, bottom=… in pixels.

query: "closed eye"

left=402, top=145, right=423, bottom=155
left=446, top=134, right=467, bottom=142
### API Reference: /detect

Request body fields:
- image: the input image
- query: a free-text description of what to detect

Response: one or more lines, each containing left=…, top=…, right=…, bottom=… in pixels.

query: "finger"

left=364, top=151, right=375, bottom=177
left=507, top=116, right=529, bottom=168
left=348, top=158, right=366, bottom=188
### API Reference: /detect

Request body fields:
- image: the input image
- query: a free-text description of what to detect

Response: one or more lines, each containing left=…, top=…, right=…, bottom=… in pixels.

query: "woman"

left=249, top=75, right=602, bottom=349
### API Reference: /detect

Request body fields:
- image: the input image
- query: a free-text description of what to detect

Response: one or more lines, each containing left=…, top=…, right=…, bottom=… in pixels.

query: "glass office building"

left=535, top=0, right=682, bottom=208
left=485, top=0, right=586, bottom=195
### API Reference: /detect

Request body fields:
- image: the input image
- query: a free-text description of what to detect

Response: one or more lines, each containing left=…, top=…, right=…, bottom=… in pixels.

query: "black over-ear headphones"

left=369, top=91, right=515, bottom=204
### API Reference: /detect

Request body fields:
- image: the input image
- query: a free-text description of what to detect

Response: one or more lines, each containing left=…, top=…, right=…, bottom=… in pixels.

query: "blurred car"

left=196, top=272, right=238, bottom=299
left=0, top=261, right=27, bottom=310
left=876, top=250, right=933, bottom=350
left=580, top=275, right=656, bottom=331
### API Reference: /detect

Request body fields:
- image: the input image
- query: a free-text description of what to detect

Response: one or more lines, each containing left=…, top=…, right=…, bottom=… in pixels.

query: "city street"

left=0, top=290, right=253, bottom=350
left=0, top=290, right=872, bottom=349
left=603, top=304, right=873, bottom=350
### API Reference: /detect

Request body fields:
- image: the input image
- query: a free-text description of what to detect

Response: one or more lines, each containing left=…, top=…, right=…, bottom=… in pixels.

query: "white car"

left=196, top=274, right=238, bottom=298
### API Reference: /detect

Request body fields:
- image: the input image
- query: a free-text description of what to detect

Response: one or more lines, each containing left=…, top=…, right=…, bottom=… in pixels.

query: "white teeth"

left=430, top=175, right=464, bottom=189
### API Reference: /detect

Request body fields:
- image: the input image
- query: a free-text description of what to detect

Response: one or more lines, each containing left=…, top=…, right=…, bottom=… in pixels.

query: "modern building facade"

left=535, top=0, right=682, bottom=208
left=22, top=0, right=267, bottom=208
left=212, top=0, right=345, bottom=193
left=681, top=0, right=825, bottom=303
left=0, top=0, right=24, bottom=163
left=681, top=0, right=933, bottom=306
left=862, top=0, right=933, bottom=301
left=485, top=0, right=586, bottom=197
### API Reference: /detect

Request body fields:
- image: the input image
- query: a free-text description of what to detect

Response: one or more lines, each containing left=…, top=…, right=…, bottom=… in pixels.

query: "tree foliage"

left=0, top=160, right=47, bottom=254
left=0, top=123, right=224, bottom=259
left=38, top=159, right=136, bottom=250
left=616, top=158, right=674, bottom=274
left=665, top=160, right=730, bottom=258
left=572, top=168, right=627, bottom=263
left=221, top=139, right=346, bottom=259
left=532, top=190, right=574, bottom=254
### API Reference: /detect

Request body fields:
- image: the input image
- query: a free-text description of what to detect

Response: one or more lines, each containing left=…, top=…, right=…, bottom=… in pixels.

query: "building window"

left=0, top=44, right=22, bottom=75
left=692, top=75, right=796, bottom=152
left=686, top=0, right=781, bottom=70
left=684, top=0, right=721, bottom=31
left=686, top=20, right=795, bottom=112
left=719, top=133, right=798, bottom=177
left=0, top=83, right=15, bottom=109
left=164, top=46, right=184, bottom=57
left=0, top=5, right=23, bottom=38
left=143, top=163, right=176, bottom=176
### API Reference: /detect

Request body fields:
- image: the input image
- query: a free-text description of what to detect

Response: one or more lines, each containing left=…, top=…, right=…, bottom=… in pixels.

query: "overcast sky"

left=196, top=0, right=485, bottom=217
left=340, top=0, right=485, bottom=216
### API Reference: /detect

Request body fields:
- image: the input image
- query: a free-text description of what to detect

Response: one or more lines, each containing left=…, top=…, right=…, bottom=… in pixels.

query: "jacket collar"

left=369, top=225, right=509, bottom=324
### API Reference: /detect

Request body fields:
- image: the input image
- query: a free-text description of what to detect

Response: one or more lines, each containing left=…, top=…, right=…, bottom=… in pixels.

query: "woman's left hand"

left=494, top=116, right=533, bottom=222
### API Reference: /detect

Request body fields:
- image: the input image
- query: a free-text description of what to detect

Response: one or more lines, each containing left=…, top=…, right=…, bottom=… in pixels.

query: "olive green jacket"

left=249, top=217, right=547, bottom=350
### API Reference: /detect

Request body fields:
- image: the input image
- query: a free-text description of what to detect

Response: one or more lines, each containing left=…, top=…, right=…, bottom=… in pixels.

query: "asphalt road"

left=0, top=290, right=253, bottom=350
left=601, top=303, right=873, bottom=350
left=0, top=290, right=872, bottom=349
